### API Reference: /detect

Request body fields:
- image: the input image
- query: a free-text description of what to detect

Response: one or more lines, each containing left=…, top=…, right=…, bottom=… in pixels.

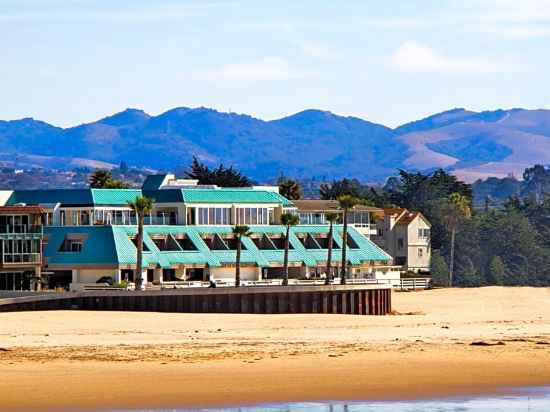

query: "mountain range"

left=2, top=107, right=550, bottom=183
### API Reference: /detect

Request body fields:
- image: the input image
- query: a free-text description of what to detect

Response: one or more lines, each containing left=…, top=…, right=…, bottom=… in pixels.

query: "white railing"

left=394, top=277, right=431, bottom=290
left=71, top=278, right=431, bottom=292
left=159, top=277, right=402, bottom=289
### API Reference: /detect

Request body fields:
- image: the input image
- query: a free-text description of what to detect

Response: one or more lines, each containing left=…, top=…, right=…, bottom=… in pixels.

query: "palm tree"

left=128, top=196, right=154, bottom=290
left=324, top=212, right=339, bottom=285
left=280, top=212, right=299, bottom=286
left=443, top=192, right=471, bottom=287
left=278, top=177, right=302, bottom=200
left=337, top=195, right=360, bottom=285
left=232, top=225, right=251, bottom=287
left=89, top=170, right=113, bottom=188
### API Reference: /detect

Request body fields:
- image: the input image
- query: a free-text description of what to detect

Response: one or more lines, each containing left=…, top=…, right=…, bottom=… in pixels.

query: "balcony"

left=0, top=225, right=42, bottom=234
left=0, top=225, right=43, bottom=240
left=2, top=253, right=42, bottom=265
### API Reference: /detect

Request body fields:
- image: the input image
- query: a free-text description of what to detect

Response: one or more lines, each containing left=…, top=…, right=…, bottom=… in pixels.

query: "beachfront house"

left=294, top=200, right=432, bottom=276
left=370, top=208, right=431, bottom=273
left=0, top=174, right=395, bottom=291
left=0, top=205, right=44, bottom=291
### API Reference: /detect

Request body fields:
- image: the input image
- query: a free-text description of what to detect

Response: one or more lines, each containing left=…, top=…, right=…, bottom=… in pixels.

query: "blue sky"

left=1, top=0, right=549, bottom=128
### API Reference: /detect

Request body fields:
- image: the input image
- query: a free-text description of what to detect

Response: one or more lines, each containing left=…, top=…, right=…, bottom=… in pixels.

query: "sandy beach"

left=1, top=286, right=550, bottom=411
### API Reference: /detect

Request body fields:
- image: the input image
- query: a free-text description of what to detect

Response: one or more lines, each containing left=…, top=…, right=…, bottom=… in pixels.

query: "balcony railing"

left=2, top=253, right=42, bottom=264
left=0, top=225, right=43, bottom=234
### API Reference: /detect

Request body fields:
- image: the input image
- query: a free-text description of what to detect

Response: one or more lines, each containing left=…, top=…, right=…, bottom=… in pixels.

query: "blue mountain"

left=1, top=107, right=550, bottom=182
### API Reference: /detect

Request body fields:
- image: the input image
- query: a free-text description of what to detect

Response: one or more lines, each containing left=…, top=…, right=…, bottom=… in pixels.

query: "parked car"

left=96, top=276, right=114, bottom=285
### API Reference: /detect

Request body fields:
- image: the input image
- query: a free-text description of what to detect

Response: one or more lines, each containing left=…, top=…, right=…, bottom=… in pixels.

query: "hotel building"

left=0, top=174, right=394, bottom=291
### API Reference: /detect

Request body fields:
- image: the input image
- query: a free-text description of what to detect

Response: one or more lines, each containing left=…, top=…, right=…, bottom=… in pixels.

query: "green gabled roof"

left=142, top=174, right=169, bottom=191
left=143, top=189, right=184, bottom=203
left=44, top=224, right=389, bottom=269
left=44, top=226, right=119, bottom=265
left=91, top=189, right=142, bottom=205
left=8, top=189, right=142, bottom=207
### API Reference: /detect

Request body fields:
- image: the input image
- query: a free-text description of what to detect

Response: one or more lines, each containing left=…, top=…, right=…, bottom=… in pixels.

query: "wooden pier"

left=0, top=285, right=392, bottom=315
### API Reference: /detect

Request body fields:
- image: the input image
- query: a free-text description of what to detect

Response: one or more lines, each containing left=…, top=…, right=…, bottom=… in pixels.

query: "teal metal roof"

left=7, top=190, right=93, bottom=206
left=8, top=187, right=293, bottom=207
left=181, top=189, right=294, bottom=206
left=44, top=224, right=390, bottom=268
left=44, top=226, right=119, bottom=265
left=143, top=189, right=184, bottom=203
left=91, top=189, right=142, bottom=205
left=8, top=189, right=141, bottom=206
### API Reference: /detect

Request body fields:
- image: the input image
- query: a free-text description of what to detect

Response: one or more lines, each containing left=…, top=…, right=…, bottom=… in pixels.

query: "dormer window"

left=59, top=237, right=85, bottom=252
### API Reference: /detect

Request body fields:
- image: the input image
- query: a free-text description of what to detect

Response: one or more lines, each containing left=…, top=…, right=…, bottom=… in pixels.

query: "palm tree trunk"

left=325, top=222, right=333, bottom=285
left=282, top=225, right=290, bottom=286
left=136, top=215, right=144, bottom=291
left=235, top=237, right=241, bottom=288
left=449, top=228, right=456, bottom=287
left=340, top=209, right=348, bottom=285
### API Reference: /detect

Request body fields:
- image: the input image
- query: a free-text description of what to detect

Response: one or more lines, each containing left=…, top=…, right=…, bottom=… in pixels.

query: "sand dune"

left=1, top=287, right=550, bottom=410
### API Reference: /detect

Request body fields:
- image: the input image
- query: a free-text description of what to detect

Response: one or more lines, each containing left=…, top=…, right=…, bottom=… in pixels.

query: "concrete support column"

left=178, top=206, right=186, bottom=224
left=154, top=267, right=163, bottom=284
left=115, top=269, right=122, bottom=283
left=71, top=269, right=78, bottom=284
left=35, top=266, right=42, bottom=291
left=258, top=267, right=264, bottom=281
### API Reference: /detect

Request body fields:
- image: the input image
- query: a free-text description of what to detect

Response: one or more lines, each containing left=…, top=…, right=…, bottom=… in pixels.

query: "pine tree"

left=488, top=256, right=506, bottom=285
left=430, top=251, right=449, bottom=287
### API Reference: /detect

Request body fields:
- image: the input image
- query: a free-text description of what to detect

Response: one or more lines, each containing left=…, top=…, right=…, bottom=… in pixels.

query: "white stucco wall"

left=0, top=190, right=13, bottom=206
left=209, top=266, right=261, bottom=281
left=77, top=268, right=119, bottom=283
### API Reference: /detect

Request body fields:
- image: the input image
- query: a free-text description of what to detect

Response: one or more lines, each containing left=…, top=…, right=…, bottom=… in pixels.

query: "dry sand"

left=1, top=286, right=550, bottom=411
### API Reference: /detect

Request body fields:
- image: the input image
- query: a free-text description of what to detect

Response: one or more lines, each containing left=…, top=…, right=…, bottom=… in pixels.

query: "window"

left=236, top=207, right=272, bottom=225
left=397, top=238, right=404, bottom=249
left=297, top=234, right=321, bottom=249
left=269, top=236, right=294, bottom=250
left=346, top=235, right=360, bottom=249
left=418, top=248, right=423, bottom=257
left=377, top=228, right=384, bottom=236
left=130, top=237, right=150, bottom=251
left=197, top=207, right=231, bottom=225
left=298, top=213, right=326, bottom=225
left=418, top=228, right=430, bottom=239
left=348, top=211, right=370, bottom=227
left=176, top=235, right=198, bottom=251
left=163, top=268, right=177, bottom=282
left=151, top=235, right=182, bottom=251
left=252, top=235, right=277, bottom=250
left=59, top=238, right=84, bottom=252
left=395, top=256, right=407, bottom=265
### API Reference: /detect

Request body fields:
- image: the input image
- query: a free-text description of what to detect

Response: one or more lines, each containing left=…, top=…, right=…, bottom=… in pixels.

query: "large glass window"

left=298, top=213, right=326, bottom=225
left=236, top=207, right=272, bottom=225
left=197, top=207, right=231, bottom=225
left=347, top=211, right=370, bottom=227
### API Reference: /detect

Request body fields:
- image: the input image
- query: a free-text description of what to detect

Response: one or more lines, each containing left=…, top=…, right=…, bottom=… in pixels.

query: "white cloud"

left=389, top=42, right=498, bottom=74
left=203, top=58, right=308, bottom=82
left=299, top=42, right=337, bottom=60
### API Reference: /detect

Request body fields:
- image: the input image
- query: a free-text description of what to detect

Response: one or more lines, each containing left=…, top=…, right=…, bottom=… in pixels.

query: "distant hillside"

left=2, top=106, right=550, bottom=182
